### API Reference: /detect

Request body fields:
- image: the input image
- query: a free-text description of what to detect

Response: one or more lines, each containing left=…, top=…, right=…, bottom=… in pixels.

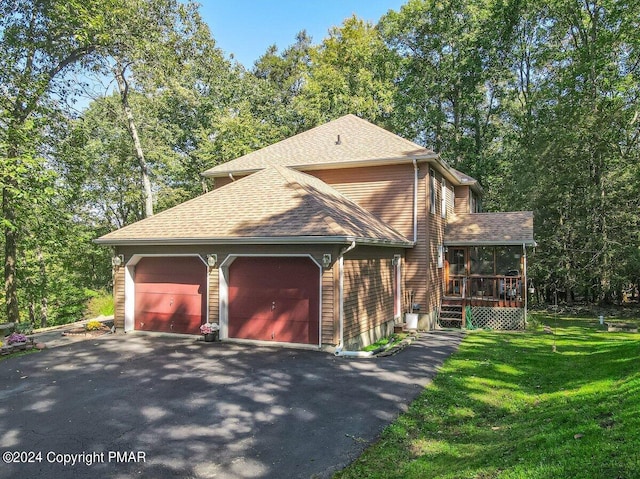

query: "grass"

left=363, top=333, right=408, bottom=352
left=334, top=312, right=640, bottom=479
left=0, top=348, right=40, bottom=362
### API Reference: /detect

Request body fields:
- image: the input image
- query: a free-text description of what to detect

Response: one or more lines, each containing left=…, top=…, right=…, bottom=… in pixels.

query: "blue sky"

left=199, top=0, right=406, bottom=68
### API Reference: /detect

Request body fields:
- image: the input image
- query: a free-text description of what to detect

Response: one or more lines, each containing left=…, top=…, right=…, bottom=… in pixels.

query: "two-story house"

left=97, top=115, right=534, bottom=351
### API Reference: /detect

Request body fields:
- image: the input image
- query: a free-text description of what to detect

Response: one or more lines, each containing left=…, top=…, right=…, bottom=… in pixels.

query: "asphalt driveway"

left=0, top=331, right=463, bottom=479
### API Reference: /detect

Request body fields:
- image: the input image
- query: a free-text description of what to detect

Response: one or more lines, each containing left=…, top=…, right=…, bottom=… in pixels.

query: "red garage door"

left=228, top=257, right=319, bottom=344
left=134, top=257, right=206, bottom=334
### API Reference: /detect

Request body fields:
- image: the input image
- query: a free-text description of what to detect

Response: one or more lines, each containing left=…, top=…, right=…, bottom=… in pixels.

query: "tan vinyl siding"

left=208, top=268, right=219, bottom=324
left=308, top=164, right=415, bottom=240
left=321, top=267, right=336, bottom=345
left=113, top=264, right=125, bottom=330
left=404, top=166, right=428, bottom=312
left=446, top=182, right=455, bottom=217
left=342, top=257, right=394, bottom=342
left=454, top=186, right=470, bottom=214
left=427, top=170, right=446, bottom=313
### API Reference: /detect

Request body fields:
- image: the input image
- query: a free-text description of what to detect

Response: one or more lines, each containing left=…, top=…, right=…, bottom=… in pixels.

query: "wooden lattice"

left=469, top=307, right=525, bottom=330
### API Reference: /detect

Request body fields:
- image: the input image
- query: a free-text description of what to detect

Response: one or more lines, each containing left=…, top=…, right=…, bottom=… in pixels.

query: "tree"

left=93, top=0, right=217, bottom=217
left=296, top=16, right=397, bottom=126
left=379, top=0, right=521, bottom=178
left=0, top=0, right=116, bottom=323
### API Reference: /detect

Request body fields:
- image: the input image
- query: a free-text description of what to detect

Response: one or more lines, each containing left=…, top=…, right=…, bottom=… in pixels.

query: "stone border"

left=0, top=338, right=40, bottom=356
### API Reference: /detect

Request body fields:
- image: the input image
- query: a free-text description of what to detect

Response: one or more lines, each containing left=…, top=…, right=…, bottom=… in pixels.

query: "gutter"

left=94, top=236, right=414, bottom=247
left=413, top=159, right=418, bottom=243
left=333, top=241, right=356, bottom=355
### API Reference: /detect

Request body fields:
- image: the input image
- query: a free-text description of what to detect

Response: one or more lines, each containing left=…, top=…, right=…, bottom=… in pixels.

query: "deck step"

left=439, top=302, right=464, bottom=328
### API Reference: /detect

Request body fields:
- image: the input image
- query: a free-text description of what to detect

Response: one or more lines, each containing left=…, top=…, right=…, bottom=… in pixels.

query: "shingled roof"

left=202, top=114, right=438, bottom=177
left=96, top=166, right=413, bottom=247
left=445, top=212, right=535, bottom=246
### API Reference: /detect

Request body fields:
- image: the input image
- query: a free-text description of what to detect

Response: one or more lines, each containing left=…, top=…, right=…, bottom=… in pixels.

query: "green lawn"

left=335, top=312, right=640, bottom=479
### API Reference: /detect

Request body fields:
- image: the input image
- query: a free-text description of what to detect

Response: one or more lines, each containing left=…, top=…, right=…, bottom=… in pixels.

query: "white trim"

left=97, top=236, right=413, bottom=248
left=338, top=256, right=344, bottom=348
left=394, top=255, right=402, bottom=320
left=413, top=159, right=418, bottom=243
left=218, top=254, right=323, bottom=348
left=441, top=178, right=447, bottom=218
left=523, top=243, right=528, bottom=323
left=124, top=254, right=209, bottom=333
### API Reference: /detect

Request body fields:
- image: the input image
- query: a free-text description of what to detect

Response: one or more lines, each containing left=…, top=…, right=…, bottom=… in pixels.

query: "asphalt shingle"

left=445, top=212, right=535, bottom=246
left=96, top=166, right=412, bottom=246
left=202, top=114, right=437, bottom=176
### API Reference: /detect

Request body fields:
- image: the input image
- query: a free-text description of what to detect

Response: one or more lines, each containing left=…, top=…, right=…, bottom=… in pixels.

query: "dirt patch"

left=62, top=325, right=112, bottom=337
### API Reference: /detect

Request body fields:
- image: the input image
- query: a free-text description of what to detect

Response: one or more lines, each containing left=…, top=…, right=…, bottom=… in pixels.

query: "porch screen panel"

left=496, top=246, right=522, bottom=275
left=470, top=247, right=494, bottom=275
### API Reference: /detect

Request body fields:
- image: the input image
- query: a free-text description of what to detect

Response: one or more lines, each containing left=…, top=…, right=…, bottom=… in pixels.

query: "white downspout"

left=228, top=173, right=235, bottom=182
left=334, top=241, right=356, bottom=356
left=523, top=243, right=528, bottom=326
left=413, top=159, right=418, bottom=243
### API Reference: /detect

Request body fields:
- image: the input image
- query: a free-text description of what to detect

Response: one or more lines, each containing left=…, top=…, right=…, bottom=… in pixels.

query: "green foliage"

left=85, top=319, right=104, bottom=331
left=14, top=322, right=32, bottom=335
left=296, top=16, right=397, bottom=126
left=362, top=333, right=407, bottom=352
left=85, top=290, right=115, bottom=318
left=335, top=313, right=640, bottom=479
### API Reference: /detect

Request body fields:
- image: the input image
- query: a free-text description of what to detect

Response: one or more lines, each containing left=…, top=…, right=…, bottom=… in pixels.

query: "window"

left=441, top=179, right=447, bottom=218
left=430, top=168, right=436, bottom=214
left=449, top=248, right=466, bottom=275
left=470, top=192, right=482, bottom=213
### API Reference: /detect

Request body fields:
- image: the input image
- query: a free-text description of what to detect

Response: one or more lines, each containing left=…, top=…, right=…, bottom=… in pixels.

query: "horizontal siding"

left=404, top=166, right=428, bottom=312
left=113, top=265, right=125, bottom=330
left=321, top=268, right=336, bottom=345
left=427, top=170, right=446, bottom=313
left=454, top=186, right=470, bottom=214
left=208, top=269, right=219, bottom=324
left=343, top=258, right=394, bottom=342
left=308, top=164, right=415, bottom=240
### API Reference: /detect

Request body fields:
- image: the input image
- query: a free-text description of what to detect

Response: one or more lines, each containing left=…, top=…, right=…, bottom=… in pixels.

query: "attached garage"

left=134, top=256, right=207, bottom=334
left=227, top=257, right=320, bottom=345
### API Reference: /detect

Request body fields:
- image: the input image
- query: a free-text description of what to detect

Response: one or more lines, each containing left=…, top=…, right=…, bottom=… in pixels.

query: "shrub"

left=85, top=320, right=104, bottom=331
left=84, top=290, right=114, bottom=318
left=15, top=322, right=33, bottom=335
left=6, top=333, right=28, bottom=344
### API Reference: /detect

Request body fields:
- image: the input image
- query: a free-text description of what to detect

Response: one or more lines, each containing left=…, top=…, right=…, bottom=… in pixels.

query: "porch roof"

left=445, top=212, right=535, bottom=246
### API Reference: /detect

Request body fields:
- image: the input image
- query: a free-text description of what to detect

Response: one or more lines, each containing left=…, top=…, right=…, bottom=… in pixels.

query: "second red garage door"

left=228, top=257, right=320, bottom=344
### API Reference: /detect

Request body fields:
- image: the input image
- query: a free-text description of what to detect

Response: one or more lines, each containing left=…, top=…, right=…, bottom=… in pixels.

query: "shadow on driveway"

left=0, top=331, right=463, bottom=479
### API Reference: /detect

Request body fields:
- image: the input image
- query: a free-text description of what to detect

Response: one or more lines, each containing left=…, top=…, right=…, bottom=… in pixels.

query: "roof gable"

left=97, top=166, right=412, bottom=246
left=202, top=114, right=436, bottom=177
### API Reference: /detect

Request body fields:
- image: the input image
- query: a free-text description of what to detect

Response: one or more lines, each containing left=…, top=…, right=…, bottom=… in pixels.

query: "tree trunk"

left=3, top=148, right=20, bottom=323
left=114, top=61, right=154, bottom=218
left=37, top=245, right=48, bottom=328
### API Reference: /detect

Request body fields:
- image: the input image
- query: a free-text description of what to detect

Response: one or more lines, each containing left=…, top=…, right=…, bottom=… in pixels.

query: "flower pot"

left=405, top=313, right=419, bottom=330
left=203, top=332, right=218, bottom=342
